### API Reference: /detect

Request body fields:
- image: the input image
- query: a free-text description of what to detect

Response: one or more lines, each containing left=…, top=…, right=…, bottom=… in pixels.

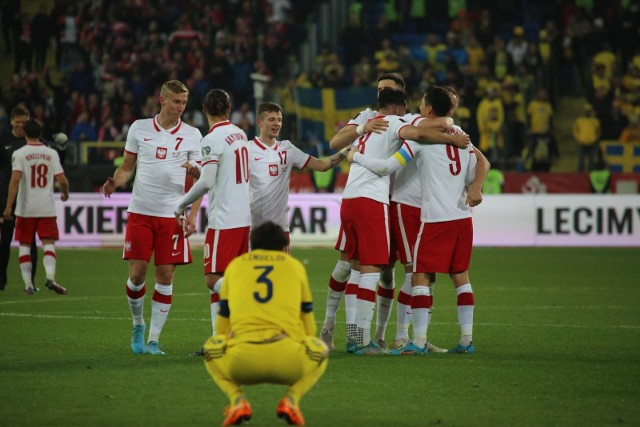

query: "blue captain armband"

left=218, top=300, right=230, bottom=317
left=301, top=302, right=313, bottom=313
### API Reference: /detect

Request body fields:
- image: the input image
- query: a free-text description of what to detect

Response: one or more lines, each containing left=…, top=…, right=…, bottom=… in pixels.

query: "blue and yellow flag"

left=602, top=141, right=640, bottom=173
left=293, top=87, right=377, bottom=143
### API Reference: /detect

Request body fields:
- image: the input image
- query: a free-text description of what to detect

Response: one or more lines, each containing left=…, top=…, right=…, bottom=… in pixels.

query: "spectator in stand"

left=31, top=3, right=50, bottom=72
left=573, top=104, right=601, bottom=172
left=230, top=101, right=256, bottom=140
left=476, top=86, right=504, bottom=165
left=70, top=110, right=97, bottom=145
left=506, top=26, right=528, bottom=69
left=619, top=115, right=640, bottom=144
left=13, top=12, right=33, bottom=74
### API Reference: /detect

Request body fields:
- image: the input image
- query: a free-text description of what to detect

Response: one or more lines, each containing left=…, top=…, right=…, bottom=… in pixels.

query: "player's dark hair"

left=377, top=88, right=407, bottom=109
left=250, top=221, right=288, bottom=251
left=23, top=119, right=42, bottom=139
left=203, top=89, right=231, bottom=117
left=10, top=105, right=29, bottom=119
left=257, top=102, right=282, bottom=119
left=423, top=85, right=454, bottom=117
left=377, top=73, right=406, bottom=91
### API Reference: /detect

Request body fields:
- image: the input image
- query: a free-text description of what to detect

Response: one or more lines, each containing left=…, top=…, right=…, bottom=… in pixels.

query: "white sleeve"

left=124, top=121, right=139, bottom=154
left=352, top=141, right=416, bottom=177
left=174, top=162, right=217, bottom=213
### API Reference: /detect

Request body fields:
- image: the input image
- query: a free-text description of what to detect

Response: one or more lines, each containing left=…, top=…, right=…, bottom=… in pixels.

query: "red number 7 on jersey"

left=174, top=137, right=184, bottom=150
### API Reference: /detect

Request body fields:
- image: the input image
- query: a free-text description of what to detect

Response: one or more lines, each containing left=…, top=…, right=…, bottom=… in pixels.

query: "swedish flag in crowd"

left=602, top=142, right=640, bottom=173
left=293, top=87, right=377, bottom=143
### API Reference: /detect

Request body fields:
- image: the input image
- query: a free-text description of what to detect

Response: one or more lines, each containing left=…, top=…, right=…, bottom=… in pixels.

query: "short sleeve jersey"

left=342, top=115, right=408, bottom=204
left=390, top=113, right=425, bottom=208
left=411, top=128, right=477, bottom=223
left=201, top=121, right=251, bottom=229
left=249, top=138, right=311, bottom=231
left=125, top=116, right=202, bottom=218
left=221, top=249, right=313, bottom=344
left=12, top=143, right=64, bottom=217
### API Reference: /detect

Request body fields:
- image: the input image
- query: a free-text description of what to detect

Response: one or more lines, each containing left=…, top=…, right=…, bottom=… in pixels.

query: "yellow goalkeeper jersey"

left=217, top=249, right=316, bottom=345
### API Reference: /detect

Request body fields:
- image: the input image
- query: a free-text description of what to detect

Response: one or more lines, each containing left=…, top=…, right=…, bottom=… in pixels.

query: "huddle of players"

left=319, top=73, right=490, bottom=356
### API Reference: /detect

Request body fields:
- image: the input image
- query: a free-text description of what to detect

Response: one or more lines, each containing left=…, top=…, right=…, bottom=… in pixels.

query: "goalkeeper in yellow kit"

left=202, top=221, right=328, bottom=426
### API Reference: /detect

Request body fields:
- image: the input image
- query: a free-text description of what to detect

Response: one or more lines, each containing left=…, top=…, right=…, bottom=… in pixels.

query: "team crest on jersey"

left=269, top=164, right=279, bottom=176
left=156, top=147, right=167, bottom=159
left=202, top=146, right=211, bottom=156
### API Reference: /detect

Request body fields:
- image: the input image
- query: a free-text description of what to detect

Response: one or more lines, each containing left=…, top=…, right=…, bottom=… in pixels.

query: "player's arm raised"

left=409, top=121, right=470, bottom=148
left=329, top=118, right=389, bottom=151
left=102, top=151, right=136, bottom=197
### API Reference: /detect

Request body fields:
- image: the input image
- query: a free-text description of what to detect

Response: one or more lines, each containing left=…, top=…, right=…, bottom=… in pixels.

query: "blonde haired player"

left=102, top=80, right=203, bottom=355
left=202, top=221, right=328, bottom=426
left=2, top=118, right=69, bottom=294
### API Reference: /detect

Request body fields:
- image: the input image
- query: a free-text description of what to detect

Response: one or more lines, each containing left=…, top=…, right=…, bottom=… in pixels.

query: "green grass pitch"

left=1, top=247, right=639, bottom=426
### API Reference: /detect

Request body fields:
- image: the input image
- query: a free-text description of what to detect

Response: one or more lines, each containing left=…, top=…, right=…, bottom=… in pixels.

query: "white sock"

left=428, top=282, right=435, bottom=332
left=411, top=285, right=431, bottom=348
left=18, top=246, right=33, bottom=289
left=213, top=277, right=224, bottom=294
left=322, top=261, right=350, bottom=329
left=148, top=283, right=172, bottom=343
left=356, top=272, right=379, bottom=346
left=126, top=278, right=145, bottom=326
left=345, top=269, right=360, bottom=339
left=374, top=274, right=395, bottom=341
left=42, top=244, right=57, bottom=281
left=456, top=283, right=474, bottom=346
left=395, top=272, right=413, bottom=340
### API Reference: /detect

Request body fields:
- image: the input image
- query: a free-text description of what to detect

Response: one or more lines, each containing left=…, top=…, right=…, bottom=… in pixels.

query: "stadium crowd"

left=0, top=0, right=639, bottom=173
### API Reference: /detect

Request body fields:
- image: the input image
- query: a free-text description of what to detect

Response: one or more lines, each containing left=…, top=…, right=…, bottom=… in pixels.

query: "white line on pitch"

left=0, top=312, right=638, bottom=330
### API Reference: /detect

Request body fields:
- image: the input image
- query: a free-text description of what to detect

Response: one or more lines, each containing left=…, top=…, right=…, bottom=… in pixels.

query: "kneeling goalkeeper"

left=203, top=221, right=328, bottom=426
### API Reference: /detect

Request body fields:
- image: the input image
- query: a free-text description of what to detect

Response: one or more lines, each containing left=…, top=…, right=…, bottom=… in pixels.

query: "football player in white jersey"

left=350, top=85, right=490, bottom=355
left=2, top=119, right=69, bottom=295
left=174, top=89, right=251, bottom=341
left=342, top=87, right=472, bottom=355
left=250, top=102, right=346, bottom=249
left=102, top=80, right=203, bottom=355
left=320, top=73, right=468, bottom=353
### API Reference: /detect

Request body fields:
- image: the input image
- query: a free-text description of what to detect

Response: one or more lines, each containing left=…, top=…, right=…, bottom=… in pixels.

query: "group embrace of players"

left=102, top=74, right=488, bottom=426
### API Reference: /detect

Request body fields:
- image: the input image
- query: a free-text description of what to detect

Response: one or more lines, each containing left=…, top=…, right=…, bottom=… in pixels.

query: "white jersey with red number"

left=342, top=115, right=408, bottom=204
left=413, top=128, right=477, bottom=223
left=201, top=121, right=251, bottom=229
left=125, top=116, right=202, bottom=218
left=391, top=113, right=425, bottom=208
left=12, top=143, right=64, bottom=217
left=249, top=137, right=311, bottom=231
